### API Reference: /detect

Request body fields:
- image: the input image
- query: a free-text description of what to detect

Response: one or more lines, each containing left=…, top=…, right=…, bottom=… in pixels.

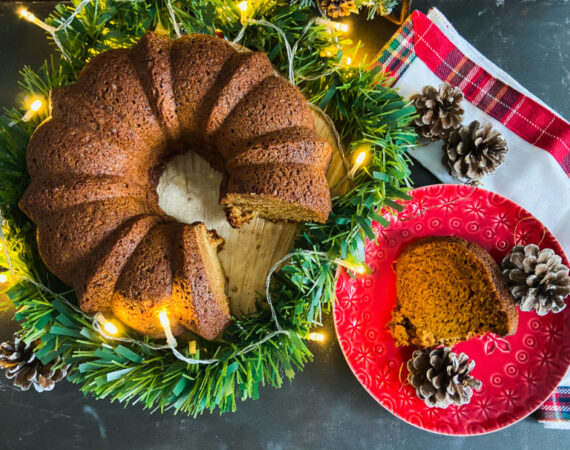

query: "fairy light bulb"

left=355, top=151, right=366, bottom=165
left=320, top=46, right=338, bottom=58
left=334, top=259, right=366, bottom=275
left=0, top=274, right=8, bottom=284
left=238, top=1, right=248, bottom=25
left=30, top=99, right=43, bottom=112
left=103, top=321, right=118, bottom=336
left=21, top=97, right=45, bottom=122
left=159, top=310, right=170, bottom=328
left=315, top=18, right=348, bottom=33
left=307, top=332, right=325, bottom=342
left=347, top=149, right=368, bottom=178
left=353, top=264, right=366, bottom=275
left=159, top=310, right=177, bottom=347
left=94, top=312, right=119, bottom=336
left=16, top=8, right=55, bottom=33
left=18, top=8, right=34, bottom=21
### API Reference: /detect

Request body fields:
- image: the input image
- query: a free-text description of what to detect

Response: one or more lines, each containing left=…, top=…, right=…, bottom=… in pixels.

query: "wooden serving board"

left=157, top=112, right=345, bottom=316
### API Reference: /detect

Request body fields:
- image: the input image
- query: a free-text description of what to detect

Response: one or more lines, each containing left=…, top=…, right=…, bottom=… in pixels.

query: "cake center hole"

left=156, top=151, right=299, bottom=316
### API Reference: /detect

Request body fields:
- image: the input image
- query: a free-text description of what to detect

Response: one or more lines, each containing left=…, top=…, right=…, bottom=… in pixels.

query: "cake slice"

left=221, top=163, right=331, bottom=227
left=388, top=236, right=518, bottom=348
left=171, top=223, right=231, bottom=340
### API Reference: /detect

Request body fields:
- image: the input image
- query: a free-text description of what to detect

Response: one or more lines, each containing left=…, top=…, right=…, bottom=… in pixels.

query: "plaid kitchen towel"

left=376, top=8, right=570, bottom=428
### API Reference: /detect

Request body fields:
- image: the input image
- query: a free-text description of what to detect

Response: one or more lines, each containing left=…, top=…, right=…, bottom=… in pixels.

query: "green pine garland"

left=296, top=0, right=398, bottom=19
left=0, top=0, right=415, bottom=415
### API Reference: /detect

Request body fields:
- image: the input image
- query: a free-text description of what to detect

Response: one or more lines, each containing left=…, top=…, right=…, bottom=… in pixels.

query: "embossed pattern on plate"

left=334, top=184, right=570, bottom=435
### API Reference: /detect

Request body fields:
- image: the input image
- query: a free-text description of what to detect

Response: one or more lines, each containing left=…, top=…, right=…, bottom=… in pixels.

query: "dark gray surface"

left=1, top=1, right=569, bottom=449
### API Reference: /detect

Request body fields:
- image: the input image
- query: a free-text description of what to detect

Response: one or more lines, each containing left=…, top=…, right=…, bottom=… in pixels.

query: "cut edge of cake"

left=388, top=236, right=518, bottom=349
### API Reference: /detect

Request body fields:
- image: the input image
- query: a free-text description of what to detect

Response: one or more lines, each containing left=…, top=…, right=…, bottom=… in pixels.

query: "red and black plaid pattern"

left=377, top=11, right=570, bottom=175
left=536, top=387, right=570, bottom=424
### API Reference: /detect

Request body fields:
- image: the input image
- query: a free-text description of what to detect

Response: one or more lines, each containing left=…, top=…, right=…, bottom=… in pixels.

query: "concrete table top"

left=0, top=1, right=568, bottom=448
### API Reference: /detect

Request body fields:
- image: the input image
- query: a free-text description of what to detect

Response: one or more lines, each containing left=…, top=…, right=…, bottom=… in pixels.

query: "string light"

left=3, top=2, right=377, bottom=371
left=18, top=8, right=34, bottom=21
left=340, top=56, right=353, bottom=68
left=307, top=332, right=325, bottom=342
left=320, top=45, right=338, bottom=58
left=17, top=8, right=56, bottom=33
left=159, top=310, right=177, bottom=348
left=347, top=147, right=368, bottom=178
left=238, top=1, right=248, bottom=25
left=20, top=98, right=45, bottom=123
left=104, top=321, right=118, bottom=335
left=94, top=313, right=119, bottom=336
left=354, top=264, right=366, bottom=274
left=315, top=17, right=348, bottom=33
left=30, top=100, right=42, bottom=111
left=333, top=258, right=366, bottom=275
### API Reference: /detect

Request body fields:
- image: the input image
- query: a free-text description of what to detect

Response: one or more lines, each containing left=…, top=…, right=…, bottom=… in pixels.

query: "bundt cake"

left=19, top=32, right=332, bottom=339
left=388, top=236, right=518, bottom=348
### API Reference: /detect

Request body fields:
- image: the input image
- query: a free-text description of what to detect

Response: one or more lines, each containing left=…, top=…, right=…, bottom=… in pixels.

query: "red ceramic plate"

left=334, top=184, right=570, bottom=435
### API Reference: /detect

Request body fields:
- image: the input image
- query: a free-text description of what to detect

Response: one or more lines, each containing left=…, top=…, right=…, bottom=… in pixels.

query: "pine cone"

left=501, top=244, right=570, bottom=315
left=320, top=0, right=355, bottom=18
left=443, top=121, right=508, bottom=183
left=407, top=347, right=482, bottom=408
left=0, top=337, right=69, bottom=392
left=411, top=83, right=464, bottom=141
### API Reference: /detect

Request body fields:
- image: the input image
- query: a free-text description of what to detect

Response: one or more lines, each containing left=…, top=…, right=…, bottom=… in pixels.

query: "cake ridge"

left=226, top=126, right=332, bottom=171
left=34, top=199, right=157, bottom=287
left=204, top=50, right=274, bottom=138
left=130, top=32, right=180, bottom=143
left=50, top=85, right=159, bottom=168
left=19, top=175, right=155, bottom=219
left=25, top=118, right=150, bottom=181
left=73, top=48, right=168, bottom=155
left=111, top=221, right=186, bottom=337
left=170, top=33, right=235, bottom=146
left=77, top=215, right=162, bottom=313
left=213, top=75, right=315, bottom=159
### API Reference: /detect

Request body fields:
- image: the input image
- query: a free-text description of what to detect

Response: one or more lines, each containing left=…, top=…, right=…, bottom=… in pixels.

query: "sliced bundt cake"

left=388, top=236, right=518, bottom=348
left=19, top=32, right=331, bottom=339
